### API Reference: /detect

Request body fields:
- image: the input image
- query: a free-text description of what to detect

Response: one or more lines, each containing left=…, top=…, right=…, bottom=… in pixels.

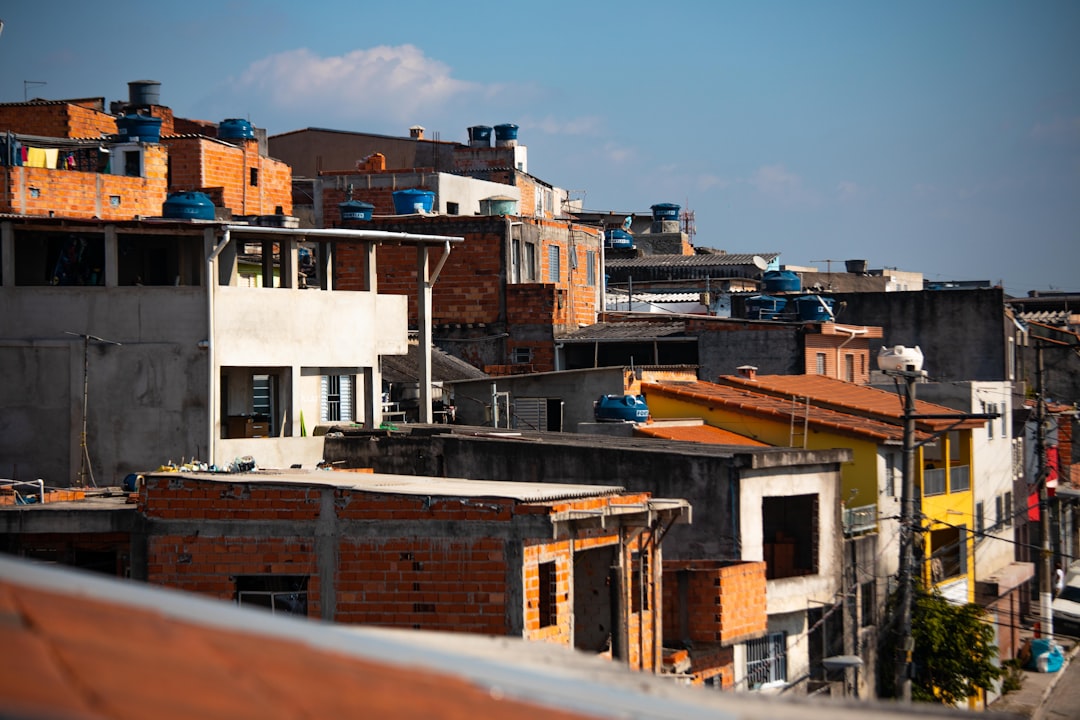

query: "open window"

left=235, top=575, right=308, bottom=616
left=762, top=494, right=819, bottom=579
left=221, top=367, right=289, bottom=438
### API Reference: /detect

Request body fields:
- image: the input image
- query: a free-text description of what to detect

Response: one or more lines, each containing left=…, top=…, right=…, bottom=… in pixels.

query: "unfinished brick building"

left=138, top=469, right=690, bottom=672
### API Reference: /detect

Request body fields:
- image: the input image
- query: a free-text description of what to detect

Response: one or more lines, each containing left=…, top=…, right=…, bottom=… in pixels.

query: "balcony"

left=842, top=503, right=877, bottom=536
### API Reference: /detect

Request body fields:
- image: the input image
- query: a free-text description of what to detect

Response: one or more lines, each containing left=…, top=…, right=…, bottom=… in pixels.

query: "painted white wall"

left=432, top=174, right=521, bottom=216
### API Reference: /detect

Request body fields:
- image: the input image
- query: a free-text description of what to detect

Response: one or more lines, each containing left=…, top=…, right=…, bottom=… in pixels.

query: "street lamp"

left=878, top=344, right=926, bottom=702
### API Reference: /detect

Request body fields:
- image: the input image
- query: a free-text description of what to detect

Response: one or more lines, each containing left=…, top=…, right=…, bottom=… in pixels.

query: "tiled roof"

left=714, top=374, right=986, bottom=432
left=635, top=423, right=769, bottom=446
left=606, top=253, right=779, bottom=269
left=642, top=381, right=925, bottom=444
left=559, top=320, right=689, bottom=342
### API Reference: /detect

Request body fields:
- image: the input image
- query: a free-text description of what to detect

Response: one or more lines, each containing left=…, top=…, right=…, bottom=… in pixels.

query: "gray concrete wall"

left=696, top=327, right=804, bottom=380
left=448, top=367, right=628, bottom=429
left=830, top=289, right=1009, bottom=382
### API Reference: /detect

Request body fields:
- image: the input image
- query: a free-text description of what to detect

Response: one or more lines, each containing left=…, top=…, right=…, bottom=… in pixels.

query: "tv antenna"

left=65, top=331, right=122, bottom=487
left=811, top=259, right=842, bottom=274
left=24, top=80, right=46, bottom=101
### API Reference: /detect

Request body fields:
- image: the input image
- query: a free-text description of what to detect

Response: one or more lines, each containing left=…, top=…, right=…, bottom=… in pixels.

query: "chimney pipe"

left=735, top=365, right=758, bottom=380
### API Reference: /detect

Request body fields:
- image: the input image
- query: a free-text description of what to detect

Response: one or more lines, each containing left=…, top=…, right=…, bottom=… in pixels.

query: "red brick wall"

left=0, top=103, right=117, bottom=138
left=804, top=334, right=871, bottom=383
left=0, top=145, right=169, bottom=220
left=162, top=137, right=292, bottom=216
left=662, top=560, right=767, bottom=646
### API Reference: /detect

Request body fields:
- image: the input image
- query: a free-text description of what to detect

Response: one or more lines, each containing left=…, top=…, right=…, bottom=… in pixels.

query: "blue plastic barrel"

left=392, top=189, right=434, bottom=214
left=746, top=295, right=788, bottom=320
left=650, top=203, right=681, bottom=222
left=605, top=229, right=634, bottom=249
left=494, top=123, right=519, bottom=142
left=794, top=295, right=835, bottom=321
left=219, top=118, right=255, bottom=140
left=117, top=114, right=163, bottom=144
left=763, top=270, right=801, bottom=293
left=162, top=191, right=215, bottom=220
left=339, top=200, right=374, bottom=222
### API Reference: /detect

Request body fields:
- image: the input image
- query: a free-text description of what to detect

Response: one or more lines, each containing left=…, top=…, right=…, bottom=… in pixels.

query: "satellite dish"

left=752, top=255, right=768, bottom=270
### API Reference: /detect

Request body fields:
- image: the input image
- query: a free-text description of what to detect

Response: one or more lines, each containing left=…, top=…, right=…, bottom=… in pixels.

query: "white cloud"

left=747, top=164, right=819, bottom=207
left=836, top=180, right=860, bottom=201
left=527, top=114, right=604, bottom=136
left=226, top=45, right=485, bottom=126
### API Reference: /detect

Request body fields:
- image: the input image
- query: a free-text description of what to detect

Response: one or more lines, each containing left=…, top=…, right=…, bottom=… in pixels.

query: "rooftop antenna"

left=24, top=80, right=46, bottom=101
left=65, top=331, right=122, bottom=487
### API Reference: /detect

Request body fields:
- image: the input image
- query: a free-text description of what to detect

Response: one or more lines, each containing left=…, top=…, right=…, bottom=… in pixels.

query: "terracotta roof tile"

left=642, top=381, right=927, bottom=444
left=636, top=423, right=768, bottom=446
left=714, top=374, right=986, bottom=432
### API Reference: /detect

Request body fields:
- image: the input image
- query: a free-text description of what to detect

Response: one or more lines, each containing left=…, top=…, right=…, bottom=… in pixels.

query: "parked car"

left=1052, top=565, right=1080, bottom=637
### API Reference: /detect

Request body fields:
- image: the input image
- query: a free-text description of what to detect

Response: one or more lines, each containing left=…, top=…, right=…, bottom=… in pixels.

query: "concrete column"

left=0, top=221, right=14, bottom=287
left=104, top=225, right=118, bottom=287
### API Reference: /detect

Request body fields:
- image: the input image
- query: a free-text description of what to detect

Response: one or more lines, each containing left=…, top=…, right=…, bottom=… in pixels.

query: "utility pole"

left=1035, top=344, right=1053, bottom=641
left=65, top=331, right=122, bottom=488
left=894, top=367, right=920, bottom=701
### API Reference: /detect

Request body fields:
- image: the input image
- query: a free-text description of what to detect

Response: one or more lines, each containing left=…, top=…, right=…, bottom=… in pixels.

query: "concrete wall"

left=831, top=289, right=1010, bottom=382
left=696, top=326, right=804, bottom=380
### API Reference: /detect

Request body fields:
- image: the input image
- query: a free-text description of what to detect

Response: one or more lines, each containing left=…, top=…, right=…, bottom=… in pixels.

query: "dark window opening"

left=118, top=233, right=203, bottom=286
left=631, top=551, right=650, bottom=614
left=446, top=201, right=459, bottom=215
left=124, top=150, right=141, bottom=177
left=538, top=561, right=557, bottom=628
left=235, top=575, right=308, bottom=615
left=762, top=494, right=819, bottom=579
left=807, top=605, right=846, bottom=682
left=861, top=580, right=876, bottom=627
left=14, top=232, right=105, bottom=286
left=929, top=525, right=967, bottom=583
left=250, top=167, right=259, bottom=186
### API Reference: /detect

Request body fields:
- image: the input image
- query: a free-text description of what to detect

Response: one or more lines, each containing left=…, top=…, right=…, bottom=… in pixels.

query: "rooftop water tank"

left=794, top=294, right=835, bottom=321
left=745, top=295, right=788, bottom=320
left=339, top=200, right=374, bottom=222
left=127, top=80, right=161, bottom=106
left=479, top=196, right=518, bottom=216
left=605, top=228, right=634, bottom=249
left=763, top=270, right=801, bottom=293
left=594, top=394, right=650, bottom=423
left=392, top=189, right=435, bottom=215
left=162, top=191, right=215, bottom=220
left=494, top=123, right=519, bottom=146
left=219, top=118, right=255, bottom=140
left=117, top=114, right=163, bottom=144
left=467, top=125, right=492, bottom=148
left=651, top=203, right=680, bottom=222
left=845, top=259, right=868, bottom=274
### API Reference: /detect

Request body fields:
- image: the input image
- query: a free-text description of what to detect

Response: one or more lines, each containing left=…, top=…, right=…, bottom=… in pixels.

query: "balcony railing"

left=924, top=468, right=947, bottom=496
left=949, top=465, right=970, bottom=492
left=843, top=503, right=877, bottom=536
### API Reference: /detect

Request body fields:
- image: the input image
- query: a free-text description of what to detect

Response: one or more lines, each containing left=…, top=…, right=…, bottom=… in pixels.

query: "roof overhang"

left=550, top=498, right=691, bottom=536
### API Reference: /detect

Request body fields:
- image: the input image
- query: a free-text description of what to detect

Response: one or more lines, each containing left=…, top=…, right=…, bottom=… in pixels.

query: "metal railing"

left=924, top=468, right=947, bottom=496
left=949, top=465, right=970, bottom=492
left=842, top=503, right=877, bottom=535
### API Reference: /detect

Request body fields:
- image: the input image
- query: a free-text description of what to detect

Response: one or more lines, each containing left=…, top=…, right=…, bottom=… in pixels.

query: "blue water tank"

left=763, top=270, right=801, bottom=293
left=650, top=203, right=681, bottom=222
left=339, top=200, right=374, bottom=222
left=162, top=191, right=215, bottom=220
left=494, top=123, right=519, bottom=142
left=219, top=118, right=255, bottom=140
left=605, top=228, right=634, bottom=249
left=746, top=295, right=788, bottom=320
left=467, top=125, right=492, bottom=147
left=794, top=295, right=835, bottom=321
left=392, top=189, right=435, bottom=214
left=594, top=394, right=650, bottom=423
left=117, top=114, right=163, bottom=144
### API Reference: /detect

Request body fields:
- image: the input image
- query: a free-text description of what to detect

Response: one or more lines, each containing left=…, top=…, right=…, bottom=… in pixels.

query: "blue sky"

left=1, top=1, right=1077, bottom=295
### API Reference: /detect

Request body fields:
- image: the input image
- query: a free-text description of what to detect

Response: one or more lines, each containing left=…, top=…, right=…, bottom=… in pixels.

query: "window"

left=235, top=575, right=308, bottom=616
left=249, top=167, right=259, bottom=186
left=512, top=347, right=533, bottom=364
left=321, top=375, right=354, bottom=423
left=548, top=246, right=560, bottom=282
left=815, top=353, right=826, bottom=375
left=995, top=495, right=1004, bottom=529
left=860, top=580, right=876, bottom=627
left=446, top=201, right=459, bottom=215
left=586, top=250, right=596, bottom=286
left=924, top=468, right=947, bottom=496
left=124, top=150, right=141, bottom=177
left=525, top=243, right=536, bottom=282
left=929, top=525, right=967, bottom=582
left=976, top=501, right=984, bottom=535
left=538, top=561, right=557, bottom=628
left=746, top=632, right=787, bottom=688
left=985, top=403, right=996, bottom=438
left=844, top=354, right=855, bottom=382
left=631, top=551, right=649, bottom=613
left=762, top=494, right=819, bottom=579
left=1004, top=492, right=1013, bottom=526
left=884, top=453, right=896, bottom=497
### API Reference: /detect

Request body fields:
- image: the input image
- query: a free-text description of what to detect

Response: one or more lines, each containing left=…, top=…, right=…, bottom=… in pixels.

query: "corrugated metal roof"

left=605, top=292, right=701, bottom=304
left=559, top=320, right=689, bottom=342
left=153, top=469, right=625, bottom=503
left=606, top=253, right=779, bottom=269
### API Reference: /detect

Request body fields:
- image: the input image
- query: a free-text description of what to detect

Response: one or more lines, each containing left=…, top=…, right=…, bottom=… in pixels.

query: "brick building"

left=0, top=84, right=292, bottom=223
left=137, top=468, right=690, bottom=672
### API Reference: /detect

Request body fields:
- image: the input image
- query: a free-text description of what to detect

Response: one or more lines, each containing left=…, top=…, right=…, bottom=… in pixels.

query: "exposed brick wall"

left=661, top=560, right=767, bottom=646
left=140, top=474, right=658, bottom=671
left=804, top=333, right=871, bottom=383
left=162, top=137, right=292, bottom=216
left=0, top=102, right=117, bottom=139
left=0, top=145, right=169, bottom=220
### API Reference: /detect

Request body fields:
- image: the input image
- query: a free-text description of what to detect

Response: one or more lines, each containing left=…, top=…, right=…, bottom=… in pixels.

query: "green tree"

left=880, top=587, right=1003, bottom=704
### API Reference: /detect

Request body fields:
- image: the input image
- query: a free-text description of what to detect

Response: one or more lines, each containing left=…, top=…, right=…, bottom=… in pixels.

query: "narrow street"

left=1039, top=633, right=1080, bottom=720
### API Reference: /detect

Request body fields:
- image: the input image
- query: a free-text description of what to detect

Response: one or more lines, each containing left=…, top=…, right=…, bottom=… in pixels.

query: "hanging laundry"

left=25, top=147, right=48, bottom=167
left=43, top=149, right=59, bottom=169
